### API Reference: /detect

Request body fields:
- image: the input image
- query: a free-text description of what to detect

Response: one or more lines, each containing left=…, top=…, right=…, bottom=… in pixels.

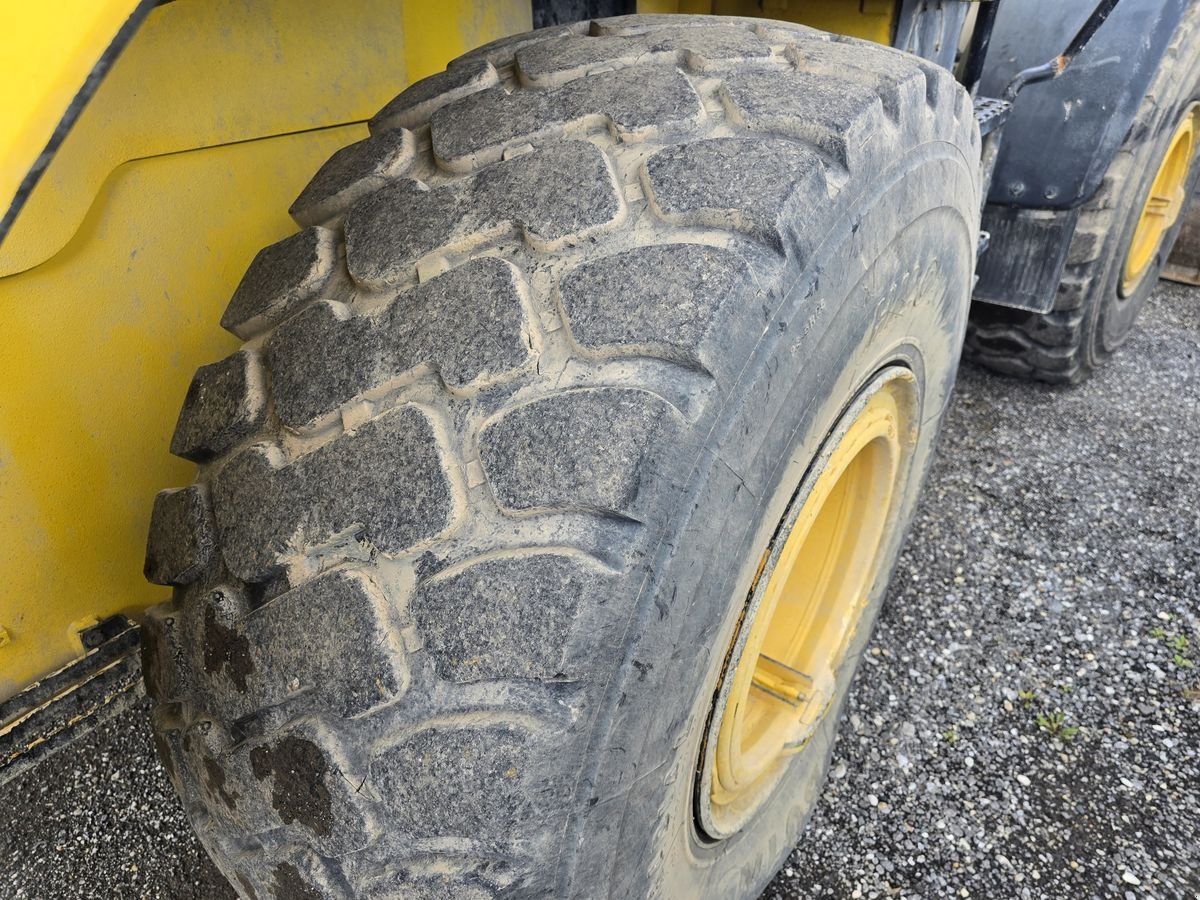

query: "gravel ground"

left=2, top=283, right=1197, bottom=899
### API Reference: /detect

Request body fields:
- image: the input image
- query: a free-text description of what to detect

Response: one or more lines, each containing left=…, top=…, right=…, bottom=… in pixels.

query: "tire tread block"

left=145, top=486, right=217, bottom=586
left=479, top=387, right=682, bottom=519
left=213, top=406, right=458, bottom=582
left=371, top=724, right=555, bottom=847
left=221, top=228, right=336, bottom=340
left=268, top=258, right=531, bottom=428
left=644, top=136, right=827, bottom=249
left=344, top=142, right=622, bottom=289
left=559, top=242, right=753, bottom=370
left=245, top=723, right=371, bottom=856
left=514, top=24, right=771, bottom=87
left=199, top=570, right=408, bottom=721
left=290, top=127, right=416, bottom=226
left=720, top=68, right=889, bottom=166
left=370, top=59, right=501, bottom=133
left=170, top=350, right=268, bottom=463
left=431, top=66, right=703, bottom=171
left=413, top=553, right=607, bottom=682
left=454, top=24, right=586, bottom=69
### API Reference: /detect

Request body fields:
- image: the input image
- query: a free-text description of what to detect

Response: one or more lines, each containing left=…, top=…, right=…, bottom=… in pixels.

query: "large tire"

left=141, top=16, right=978, bottom=900
left=965, top=2, right=1200, bottom=384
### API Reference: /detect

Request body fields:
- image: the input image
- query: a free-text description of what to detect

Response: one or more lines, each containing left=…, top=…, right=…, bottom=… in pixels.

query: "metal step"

left=974, top=96, right=1012, bottom=137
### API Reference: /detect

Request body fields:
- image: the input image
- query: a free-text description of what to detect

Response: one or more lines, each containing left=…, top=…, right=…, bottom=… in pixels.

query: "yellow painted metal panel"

left=636, top=0, right=896, bottom=44
left=0, top=126, right=362, bottom=700
left=402, top=1, right=535, bottom=84
left=0, top=0, right=530, bottom=701
left=1, top=0, right=532, bottom=276
left=0, top=0, right=142, bottom=220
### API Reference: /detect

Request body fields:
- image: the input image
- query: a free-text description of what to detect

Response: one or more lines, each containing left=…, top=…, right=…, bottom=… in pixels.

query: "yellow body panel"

left=637, top=0, right=896, bottom=44
left=0, top=0, right=142, bottom=217
left=0, top=0, right=530, bottom=701
left=0, top=129, right=360, bottom=700
left=1, top=0, right=530, bottom=276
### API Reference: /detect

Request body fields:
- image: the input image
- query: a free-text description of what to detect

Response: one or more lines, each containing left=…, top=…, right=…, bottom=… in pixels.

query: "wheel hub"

left=695, top=370, right=915, bottom=840
left=1122, top=103, right=1200, bottom=296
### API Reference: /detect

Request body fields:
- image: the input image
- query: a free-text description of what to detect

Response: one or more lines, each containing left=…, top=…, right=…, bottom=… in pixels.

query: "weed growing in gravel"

left=1035, top=709, right=1081, bottom=742
left=1171, top=635, right=1193, bottom=668
left=1149, top=625, right=1196, bottom=668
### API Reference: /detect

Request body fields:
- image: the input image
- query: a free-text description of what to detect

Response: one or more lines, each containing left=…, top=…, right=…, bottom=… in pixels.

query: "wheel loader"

left=2, top=1, right=1197, bottom=897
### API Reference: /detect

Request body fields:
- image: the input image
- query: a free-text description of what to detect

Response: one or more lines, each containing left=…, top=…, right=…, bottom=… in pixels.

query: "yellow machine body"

left=0, top=0, right=891, bottom=702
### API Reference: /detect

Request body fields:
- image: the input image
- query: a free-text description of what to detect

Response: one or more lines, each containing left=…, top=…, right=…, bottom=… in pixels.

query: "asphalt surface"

left=2, top=282, right=1197, bottom=899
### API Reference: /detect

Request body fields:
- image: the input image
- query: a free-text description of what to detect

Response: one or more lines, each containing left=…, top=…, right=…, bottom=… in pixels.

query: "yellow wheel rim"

left=696, top=369, right=915, bottom=840
left=1122, top=103, right=1200, bottom=296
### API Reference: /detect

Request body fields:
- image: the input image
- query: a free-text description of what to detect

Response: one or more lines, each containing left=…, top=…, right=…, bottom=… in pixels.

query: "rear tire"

left=141, top=16, right=978, bottom=899
left=965, top=1, right=1200, bottom=384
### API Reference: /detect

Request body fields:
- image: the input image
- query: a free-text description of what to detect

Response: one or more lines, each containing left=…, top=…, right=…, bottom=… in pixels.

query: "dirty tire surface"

left=1, top=285, right=1197, bottom=898
left=965, top=1, right=1200, bottom=384
left=137, top=15, right=977, bottom=899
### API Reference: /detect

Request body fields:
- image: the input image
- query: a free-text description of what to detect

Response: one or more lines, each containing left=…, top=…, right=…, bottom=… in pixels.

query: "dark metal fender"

left=981, top=0, right=1188, bottom=210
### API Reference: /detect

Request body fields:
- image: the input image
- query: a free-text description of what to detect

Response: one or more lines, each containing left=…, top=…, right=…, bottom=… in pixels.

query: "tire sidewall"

left=565, top=145, right=978, bottom=900
left=1090, top=14, right=1200, bottom=362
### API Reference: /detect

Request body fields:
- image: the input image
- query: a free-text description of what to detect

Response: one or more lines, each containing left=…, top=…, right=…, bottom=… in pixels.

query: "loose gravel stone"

left=1, top=285, right=1197, bottom=899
